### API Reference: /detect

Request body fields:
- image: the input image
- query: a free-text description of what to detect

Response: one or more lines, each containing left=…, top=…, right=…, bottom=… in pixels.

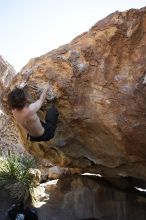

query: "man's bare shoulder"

left=26, top=105, right=37, bottom=118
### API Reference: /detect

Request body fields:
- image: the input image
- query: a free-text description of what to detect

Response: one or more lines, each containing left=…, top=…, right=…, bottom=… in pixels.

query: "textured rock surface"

left=1, top=176, right=146, bottom=220
left=0, top=112, right=24, bottom=153
left=2, top=8, right=146, bottom=185
left=0, top=176, right=146, bottom=220
left=35, top=175, right=146, bottom=220
left=0, top=56, right=24, bottom=153
left=0, top=55, right=16, bottom=89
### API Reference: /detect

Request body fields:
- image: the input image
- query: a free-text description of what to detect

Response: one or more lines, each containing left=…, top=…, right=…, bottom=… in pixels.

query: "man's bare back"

left=12, top=106, right=44, bottom=137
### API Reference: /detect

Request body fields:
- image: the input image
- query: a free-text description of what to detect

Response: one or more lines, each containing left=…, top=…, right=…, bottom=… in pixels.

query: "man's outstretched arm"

left=29, top=85, right=49, bottom=113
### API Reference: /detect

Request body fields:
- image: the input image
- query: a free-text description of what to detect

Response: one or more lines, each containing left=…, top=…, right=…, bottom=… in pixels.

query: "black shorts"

left=28, top=106, right=59, bottom=142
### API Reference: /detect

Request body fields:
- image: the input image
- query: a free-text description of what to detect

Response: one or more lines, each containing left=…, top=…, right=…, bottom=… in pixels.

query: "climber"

left=7, top=85, right=59, bottom=142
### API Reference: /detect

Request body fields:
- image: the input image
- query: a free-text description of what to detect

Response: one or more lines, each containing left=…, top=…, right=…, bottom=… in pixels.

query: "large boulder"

left=0, top=56, right=24, bottom=153
left=2, top=8, right=146, bottom=184
left=1, top=176, right=146, bottom=220
left=35, top=175, right=146, bottom=220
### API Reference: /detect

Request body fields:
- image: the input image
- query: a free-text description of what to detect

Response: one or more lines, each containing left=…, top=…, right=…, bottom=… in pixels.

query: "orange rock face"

left=2, top=8, right=146, bottom=181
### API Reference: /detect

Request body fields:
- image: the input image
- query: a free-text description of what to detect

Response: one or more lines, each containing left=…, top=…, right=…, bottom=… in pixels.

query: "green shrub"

left=0, top=150, right=37, bottom=204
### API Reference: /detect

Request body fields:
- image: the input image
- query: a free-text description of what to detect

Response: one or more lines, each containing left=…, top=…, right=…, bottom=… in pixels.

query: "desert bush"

left=0, top=150, right=37, bottom=204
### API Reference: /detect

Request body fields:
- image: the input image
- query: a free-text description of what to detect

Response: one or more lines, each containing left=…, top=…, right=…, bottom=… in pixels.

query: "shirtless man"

left=7, top=85, right=59, bottom=142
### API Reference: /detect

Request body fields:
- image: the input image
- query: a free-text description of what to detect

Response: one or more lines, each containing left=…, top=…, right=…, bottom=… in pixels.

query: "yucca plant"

left=0, top=150, right=37, bottom=204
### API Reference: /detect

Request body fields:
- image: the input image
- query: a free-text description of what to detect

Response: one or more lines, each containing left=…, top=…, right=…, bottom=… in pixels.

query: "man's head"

left=8, top=87, right=27, bottom=110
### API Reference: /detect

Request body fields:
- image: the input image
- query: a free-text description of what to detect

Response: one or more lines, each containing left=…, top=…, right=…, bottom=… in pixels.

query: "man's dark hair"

left=8, top=87, right=27, bottom=110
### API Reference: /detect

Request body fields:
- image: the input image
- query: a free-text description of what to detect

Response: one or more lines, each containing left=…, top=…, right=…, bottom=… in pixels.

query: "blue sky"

left=0, top=0, right=146, bottom=71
